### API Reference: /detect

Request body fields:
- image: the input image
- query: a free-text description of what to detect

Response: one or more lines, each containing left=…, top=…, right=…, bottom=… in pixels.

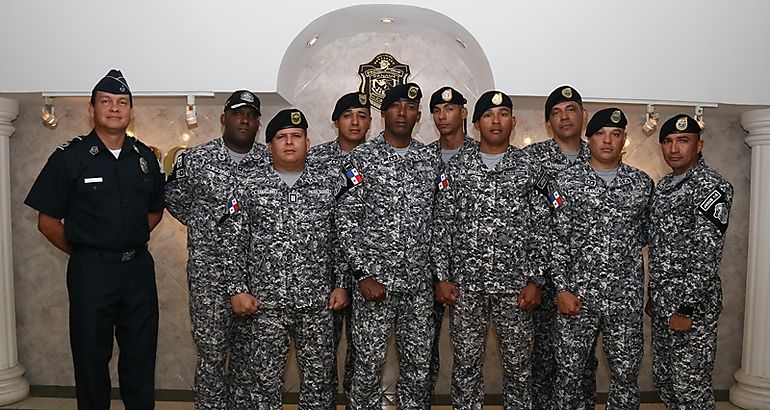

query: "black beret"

left=381, top=83, right=422, bottom=111
left=332, top=92, right=371, bottom=121
left=659, top=114, right=702, bottom=143
left=429, top=86, right=467, bottom=111
left=585, top=108, right=627, bottom=137
left=92, top=69, right=132, bottom=103
left=545, top=85, right=582, bottom=121
left=225, top=90, right=261, bottom=113
left=472, top=90, right=513, bottom=123
left=266, top=109, right=308, bottom=143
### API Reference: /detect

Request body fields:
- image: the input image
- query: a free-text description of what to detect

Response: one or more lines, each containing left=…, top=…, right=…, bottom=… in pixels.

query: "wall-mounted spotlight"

left=41, top=96, right=58, bottom=128
left=695, top=105, right=706, bottom=130
left=185, top=95, right=198, bottom=128
left=642, top=104, right=659, bottom=134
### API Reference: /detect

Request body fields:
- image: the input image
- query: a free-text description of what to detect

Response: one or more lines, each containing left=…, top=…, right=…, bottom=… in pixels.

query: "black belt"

left=77, top=245, right=147, bottom=262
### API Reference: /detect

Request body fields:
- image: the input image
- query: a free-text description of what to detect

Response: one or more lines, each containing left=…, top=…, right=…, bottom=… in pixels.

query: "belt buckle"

left=121, top=250, right=135, bottom=262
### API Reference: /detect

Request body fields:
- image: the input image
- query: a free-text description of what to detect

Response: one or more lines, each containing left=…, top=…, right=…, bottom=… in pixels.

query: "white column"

left=731, top=108, right=770, bottom=408
left=0, top=97, right=29, bottom=405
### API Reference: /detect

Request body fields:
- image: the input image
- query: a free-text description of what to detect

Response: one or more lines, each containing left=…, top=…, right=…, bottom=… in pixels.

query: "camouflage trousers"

left=425, top=299, right=446, bottom=407
left=450, top=291, right=533, bottom=410
left=531, top=286, right=597, bottom=410
left=554, top=309, right=643, bottom=410
left=240, top=305, right=337, bottom=410
left=349, top=288, right=434, bottom=410
left=333, top=302, right=355, bottom=408
left=651, top=309, right=719, bottom=410
left=188, top=268, right=246, bottom=410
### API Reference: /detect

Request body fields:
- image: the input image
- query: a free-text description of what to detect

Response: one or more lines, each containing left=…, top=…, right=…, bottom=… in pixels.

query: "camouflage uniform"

left=550, top=161, right=653, bottom=410
left=307, top=139, right=357, bottom=404
left=424, top=135, right=478, bottom=406
left=165, top=138, right=266, bottom=409
left=648, top=158, right=733, bottom=409
left=523, top=139, right=596, bottom=409
left=432, top=145, right=549, bottom=410
left=336, top=133, right=441, bottom=410
left=233, top=161, right=345, bottom=410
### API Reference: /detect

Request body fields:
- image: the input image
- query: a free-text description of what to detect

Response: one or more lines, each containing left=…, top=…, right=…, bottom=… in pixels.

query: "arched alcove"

left=276, top=4, right=495, bottom=144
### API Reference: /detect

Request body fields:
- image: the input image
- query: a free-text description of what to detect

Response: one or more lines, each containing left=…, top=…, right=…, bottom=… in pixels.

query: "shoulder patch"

left=436, top=172, right=449, bottom=191
left=548, top=189, right=566, bottom=209
left=167, top=152, right=187, bottom=183
left=534, top=168, right=550, bottom=197
left=698, top=188, right=729, bottom=234
left=56, top=136, right=83, bottom=151
left=335, top=161, right=363, bottom=199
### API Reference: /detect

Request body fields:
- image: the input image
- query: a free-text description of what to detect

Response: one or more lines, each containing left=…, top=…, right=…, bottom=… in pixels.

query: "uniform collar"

left=85, top=129, right=138, bottom=159
left=659, top=157, right=707, bottom=190
left=546, top=138, right=589, bottom=163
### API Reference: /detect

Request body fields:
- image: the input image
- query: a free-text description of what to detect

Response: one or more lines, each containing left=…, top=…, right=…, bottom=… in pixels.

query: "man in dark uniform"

left=307, top=91, right=372, bottom=407
left=648, top=114, right=733, bottom=409
left=25, top=69, right=164, bottom=410
left=165, top=90, right=265, bottom=409
left=523, top=85, right=595, bottom=409
left=425, top=85, right=477, bottom=406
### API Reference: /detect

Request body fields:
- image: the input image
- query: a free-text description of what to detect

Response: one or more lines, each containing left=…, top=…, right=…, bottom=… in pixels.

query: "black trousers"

left=67, top=247, right=159, bottom=410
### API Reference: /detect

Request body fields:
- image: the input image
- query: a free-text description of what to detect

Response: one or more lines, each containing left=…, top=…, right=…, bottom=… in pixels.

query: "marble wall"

left=8, top=98, right=750, bottom=395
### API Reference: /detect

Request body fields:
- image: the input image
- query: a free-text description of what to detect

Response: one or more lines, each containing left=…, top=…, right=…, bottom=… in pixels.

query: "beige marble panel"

left=9, top=97, right=749, bottom=395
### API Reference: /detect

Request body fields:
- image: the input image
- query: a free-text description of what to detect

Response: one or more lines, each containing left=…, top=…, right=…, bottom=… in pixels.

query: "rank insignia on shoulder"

left=437, top=173, right=449, bottom=191
left=89, top=146, right=99, bottom=156
left=699, top=188, right=729, bottom=234
left=548, top=190, right=565, bottom=208
left=56, top=136, right=82, bottom=151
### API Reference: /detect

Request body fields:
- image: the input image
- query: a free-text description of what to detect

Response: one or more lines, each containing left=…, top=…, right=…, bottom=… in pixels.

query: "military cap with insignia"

left=332, top=92, right=371, bottom=121
left=91, top=69, right=132, bottom=105
left=658, top=114, right=702, bottom=143
left=585, top=107, right=628, bottom=137
left=545, top=85, right=583, bottom=121
left=266, top=109, right=308, bottom=143
left=429, top=86, right=467, bottom=111
left=472, top=90, right=513, bottom=123
left=381, top=82, right=422, bottom=111
left=225, top=90, right=261, bottom=113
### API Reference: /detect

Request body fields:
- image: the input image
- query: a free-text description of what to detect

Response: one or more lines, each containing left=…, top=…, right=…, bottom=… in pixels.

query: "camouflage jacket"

left=551, top=161, right=653, bottom=314
left=426, top=135, right=478, bottom=164
left=336, top=132, right=442, bottom=293
left=308, top=139, right=357, bottom=289
left=648, top=158, right=733, bottom=317
left=165, top=138, right=266, bottom=291
left=432, top=145, right=550, bottom=293
left=238, top=162, right=344, bottom=309
left=523, top=138, right=590, bottom=180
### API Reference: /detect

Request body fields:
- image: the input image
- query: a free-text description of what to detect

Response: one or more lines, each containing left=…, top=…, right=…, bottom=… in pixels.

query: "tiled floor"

left=0, top=397, right=745, bottom=410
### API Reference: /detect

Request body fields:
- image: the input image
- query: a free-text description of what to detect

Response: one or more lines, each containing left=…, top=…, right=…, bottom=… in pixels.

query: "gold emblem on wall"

left=358, top=53, right=411, bottom=110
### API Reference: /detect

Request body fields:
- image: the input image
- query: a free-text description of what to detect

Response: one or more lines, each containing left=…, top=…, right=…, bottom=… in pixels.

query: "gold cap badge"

left=491, top=92, right=503, bottom=105
left=441, top=88, right=452, bottom=102
left=408, top=85, right=419, bottom=99
left=291, top=111, right=302, bottom=125
left=675, top=116, right=688, bottom=131
left=358, top=93, right=367, bottom=105
left=610, top=110, right=622, bottom=123
left=562, top=87, right=573, bottom=98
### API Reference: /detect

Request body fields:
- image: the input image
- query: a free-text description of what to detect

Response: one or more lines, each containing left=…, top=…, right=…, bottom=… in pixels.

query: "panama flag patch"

left=548, top=190, right=565, bottom=208
left=346, top=167, right=363, bottom=185
left=437, top=173, right=449, bottom=190
left=227, top=197, right=240, bottom=214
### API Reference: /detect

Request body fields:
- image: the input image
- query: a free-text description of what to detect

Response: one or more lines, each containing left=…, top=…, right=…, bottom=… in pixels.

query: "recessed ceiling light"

left=307, top=35, right=319, bottom=47
left=456, top=38, right=467, bottom=48
left=380, top=17, right=395, bottom=24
